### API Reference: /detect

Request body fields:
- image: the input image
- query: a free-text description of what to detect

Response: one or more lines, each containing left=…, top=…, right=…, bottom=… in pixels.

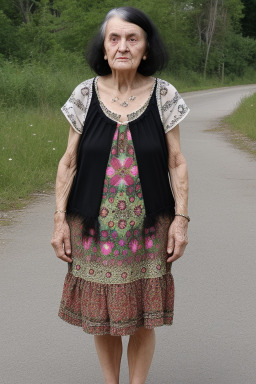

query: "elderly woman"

left=51, top=6, right=190, bottom=384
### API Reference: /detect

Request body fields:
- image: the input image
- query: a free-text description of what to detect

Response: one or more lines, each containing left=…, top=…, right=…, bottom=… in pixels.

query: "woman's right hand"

left=51, top=214, right=72, bottom=263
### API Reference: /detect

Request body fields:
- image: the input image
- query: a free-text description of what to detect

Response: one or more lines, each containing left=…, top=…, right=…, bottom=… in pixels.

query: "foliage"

left=0, top=10, right=18, bottom=58
left=241, top=0, right=256, bottom=38
left=0, top=56, right=92, bottom=109
left=0, top=0, right=256, bottom=79
left=224, top=92, right=256, bottom=141
left=223, top=33, right=256, bottom=77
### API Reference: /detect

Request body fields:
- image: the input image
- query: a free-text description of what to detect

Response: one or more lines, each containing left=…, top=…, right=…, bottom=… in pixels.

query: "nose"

left=118, top=38, right=128, bottom=52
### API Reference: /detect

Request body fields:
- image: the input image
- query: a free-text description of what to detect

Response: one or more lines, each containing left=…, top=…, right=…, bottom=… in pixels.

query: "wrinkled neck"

left=108, top=71, right=142, bottom=94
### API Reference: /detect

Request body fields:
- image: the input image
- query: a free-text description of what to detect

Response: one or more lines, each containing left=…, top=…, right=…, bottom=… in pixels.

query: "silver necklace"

left=111, top=95, right=136, bottom=107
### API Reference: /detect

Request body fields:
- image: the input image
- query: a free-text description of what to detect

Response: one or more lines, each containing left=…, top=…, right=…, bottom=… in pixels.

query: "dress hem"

left=58, top=270, right=175, bottom=336
left=58, top=307, right=173, bottom=336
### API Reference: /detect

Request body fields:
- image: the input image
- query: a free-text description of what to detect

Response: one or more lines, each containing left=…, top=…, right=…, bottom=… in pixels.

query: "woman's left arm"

left=165, top=124, right=189, bottom=262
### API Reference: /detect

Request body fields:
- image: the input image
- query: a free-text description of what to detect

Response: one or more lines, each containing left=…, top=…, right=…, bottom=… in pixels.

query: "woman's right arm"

left=51, top=127, right=81, bottom=263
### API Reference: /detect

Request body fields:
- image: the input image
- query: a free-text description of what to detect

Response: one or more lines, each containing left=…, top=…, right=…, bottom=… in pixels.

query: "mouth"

left=116, top=57, right=130, bottom=60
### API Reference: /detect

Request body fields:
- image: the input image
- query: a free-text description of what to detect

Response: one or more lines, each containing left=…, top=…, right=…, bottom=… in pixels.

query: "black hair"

left=86, top=7, right=169, bottom=76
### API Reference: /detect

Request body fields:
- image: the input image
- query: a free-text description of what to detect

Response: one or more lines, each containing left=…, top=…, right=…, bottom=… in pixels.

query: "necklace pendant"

left=112, top=94, right=136, bottom=107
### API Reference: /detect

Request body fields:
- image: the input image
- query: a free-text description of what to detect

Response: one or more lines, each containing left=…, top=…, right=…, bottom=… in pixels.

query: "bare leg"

left=127, top=327, right=156, bottom=384
left=94, top=334, right=123, bottom=384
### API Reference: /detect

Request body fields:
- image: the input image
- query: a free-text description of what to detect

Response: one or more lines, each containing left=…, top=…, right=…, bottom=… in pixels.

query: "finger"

left=167, top=243, right=183, bottom=263
left=56, top=247, right=72, bottom=263
left=51, top=239, right=72, bottom=263
left=59, top=254, right=73, bottom=263
left=167, top=253, right=180, bottom=263
left=63, top=234, right=72, bottom=255
left=167, top=234, right=174, bottom=254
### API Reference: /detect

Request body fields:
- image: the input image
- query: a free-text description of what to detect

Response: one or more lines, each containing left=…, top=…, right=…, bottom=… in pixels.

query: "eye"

left=110, top=36, right=118, bottom=43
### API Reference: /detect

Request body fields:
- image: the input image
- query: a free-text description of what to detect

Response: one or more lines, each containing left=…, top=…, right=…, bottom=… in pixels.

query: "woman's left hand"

left=166, top=216, right=188, bottom=262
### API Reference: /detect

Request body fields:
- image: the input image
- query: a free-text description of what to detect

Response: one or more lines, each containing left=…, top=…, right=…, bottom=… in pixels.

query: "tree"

left=13, top=0, right=39, bottom=24
left=192, top=0, right=244, bottom=78
left=0, top=0, right=255, bottom=80
left=0, top=10, right=18, bottom=57
left=241, top=0, right=256, bottom=38
left=203, top=0, right=219, bottom=79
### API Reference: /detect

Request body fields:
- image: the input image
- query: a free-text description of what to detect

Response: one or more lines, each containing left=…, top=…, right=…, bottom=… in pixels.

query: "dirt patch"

left=0, top=210, right=21, bottom=226
left=208, top=123, right=256, bottom=159
left=0, top=192, right=53, bottom=227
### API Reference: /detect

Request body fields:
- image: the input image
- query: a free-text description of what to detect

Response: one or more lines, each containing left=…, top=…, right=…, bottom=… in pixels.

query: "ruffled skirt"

left=58, top=270, right=174, bottom=336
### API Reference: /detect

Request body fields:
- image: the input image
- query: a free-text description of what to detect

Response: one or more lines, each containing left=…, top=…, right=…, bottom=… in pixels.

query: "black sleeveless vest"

left=67, top=79, right=175, bottom=240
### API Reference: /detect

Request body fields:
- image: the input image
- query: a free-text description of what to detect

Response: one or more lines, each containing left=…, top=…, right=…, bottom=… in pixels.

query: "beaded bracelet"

left=54, top=210, right=66, bottom=214
left=175, top=213, right=190, bottom=222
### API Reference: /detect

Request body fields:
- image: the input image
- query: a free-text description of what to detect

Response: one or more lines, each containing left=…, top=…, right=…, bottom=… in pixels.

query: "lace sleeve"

left=157, top=79, right=190, bottom=134
left=61, top=78, right=94, bottom=134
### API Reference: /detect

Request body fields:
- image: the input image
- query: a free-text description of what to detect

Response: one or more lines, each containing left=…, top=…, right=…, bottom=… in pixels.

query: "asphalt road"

left=1, top=84, right=256, bottom=384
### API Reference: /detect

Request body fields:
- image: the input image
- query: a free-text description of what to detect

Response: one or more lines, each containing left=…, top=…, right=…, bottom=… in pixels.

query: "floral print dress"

left=59, top=122, right=174, bottom=336
left=58, top=77, right=190, bottom=336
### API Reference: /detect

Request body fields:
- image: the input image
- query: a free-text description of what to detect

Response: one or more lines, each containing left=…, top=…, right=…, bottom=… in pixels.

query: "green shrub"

left=0, top=57, right=92, bottom=109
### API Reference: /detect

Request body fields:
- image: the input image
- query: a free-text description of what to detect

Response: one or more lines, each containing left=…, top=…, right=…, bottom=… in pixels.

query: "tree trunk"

left=203, top=0, right=219, bottom=79
left=14, top=0, right=35, bottom=24
left=221, top=61, right=225, bottom=83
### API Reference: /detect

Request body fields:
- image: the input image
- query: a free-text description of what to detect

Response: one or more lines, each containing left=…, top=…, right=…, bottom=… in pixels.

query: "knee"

left=130, top=327, right=155, bottom=343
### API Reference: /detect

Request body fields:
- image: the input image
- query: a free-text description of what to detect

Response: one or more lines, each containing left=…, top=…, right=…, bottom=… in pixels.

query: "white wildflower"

left=9, top=158, right=12, bottom=161
left=53, top=148, right=56, bottom=150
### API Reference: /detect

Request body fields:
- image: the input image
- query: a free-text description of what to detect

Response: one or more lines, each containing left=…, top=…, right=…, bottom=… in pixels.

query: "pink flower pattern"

left=106, top=156, right=138, bottom=186
left=83, top=237, right=92, bottom=250
left=129, top=239, right=139, bottom=253
left=145, top=237, right=153, bottom=249
left=70, top=124, right=167, bottom=278
left=101, top=241, right=115, bottom=255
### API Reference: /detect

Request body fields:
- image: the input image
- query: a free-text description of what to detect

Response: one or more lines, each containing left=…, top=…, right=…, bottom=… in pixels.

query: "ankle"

left=105, top=380, right=119, bottom=384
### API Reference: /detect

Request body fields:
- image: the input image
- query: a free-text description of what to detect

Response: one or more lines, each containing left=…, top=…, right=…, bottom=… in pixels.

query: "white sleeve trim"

left=61, top=78, right=94, bottom=134
left=164, top=107, right=190, bottom=134
left=156, top=79, right=190, bottom=133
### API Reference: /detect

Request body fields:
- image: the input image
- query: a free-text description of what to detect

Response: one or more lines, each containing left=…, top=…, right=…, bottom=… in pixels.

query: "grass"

left=0, top=107, right=67, bottom=210
left=0, top=58, right=92, bottom=212
left=1, top=58, right=256, bottom=213
left=223, top=92, right=256, bottom=141
left=214, top=92, right=256, bottom=158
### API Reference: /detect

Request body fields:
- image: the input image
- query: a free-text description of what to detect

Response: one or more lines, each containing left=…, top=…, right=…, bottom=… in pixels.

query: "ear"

left=143, top=41, right=150, bottom=60
left=103, top=46, right=107, bottom=60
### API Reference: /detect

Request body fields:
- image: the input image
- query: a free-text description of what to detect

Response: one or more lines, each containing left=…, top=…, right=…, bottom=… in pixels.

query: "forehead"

left=105, top=17, right=145, bottom=37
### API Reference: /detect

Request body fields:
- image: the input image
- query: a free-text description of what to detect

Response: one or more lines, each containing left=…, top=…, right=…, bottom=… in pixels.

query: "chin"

left=112, top=65, right=134, bottom=71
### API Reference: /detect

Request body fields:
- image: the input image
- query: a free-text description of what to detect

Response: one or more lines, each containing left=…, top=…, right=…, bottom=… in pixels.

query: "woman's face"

left=103, top=17, right=147, bottom=74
